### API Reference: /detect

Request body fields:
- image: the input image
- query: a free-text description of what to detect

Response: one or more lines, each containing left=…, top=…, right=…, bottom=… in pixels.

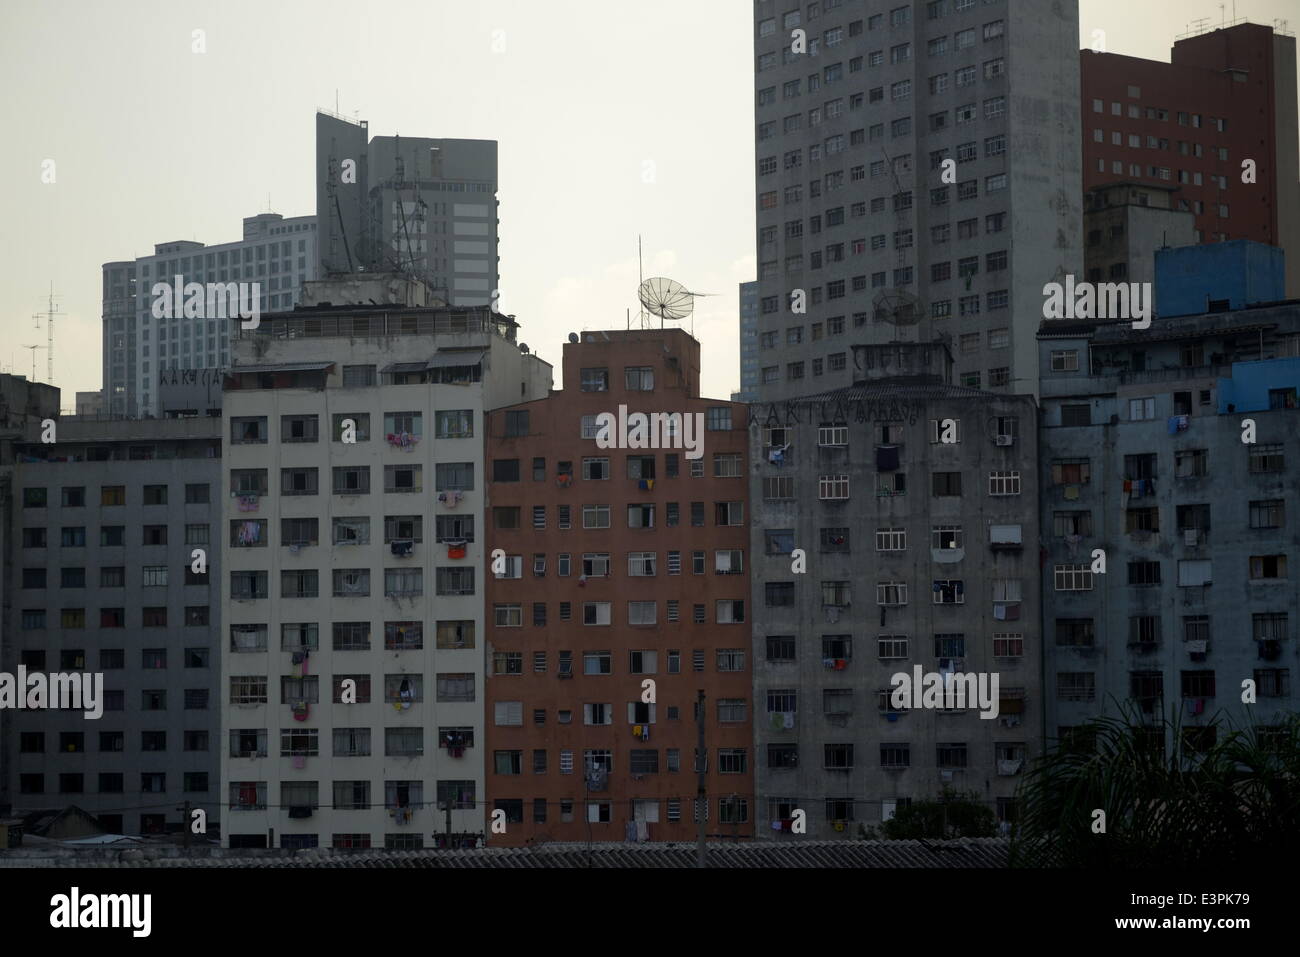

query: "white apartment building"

left=220, top=292, right=550, bottom=849
left=102, top=212, right=318, bottom=418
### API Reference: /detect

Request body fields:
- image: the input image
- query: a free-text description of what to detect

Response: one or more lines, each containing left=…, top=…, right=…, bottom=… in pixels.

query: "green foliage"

left=879, top=787, right=997, bottom=840
left=1011, top=704, right=1300, bottom=868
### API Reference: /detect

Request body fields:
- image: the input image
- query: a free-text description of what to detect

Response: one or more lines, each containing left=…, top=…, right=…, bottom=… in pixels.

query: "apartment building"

left=219, top=283, right=550, bottom=849
left=1083, top=182, right=1195, bottom=288
left=484, top=329, right=753, bottom=844
left=0, top=374, right=63, bottom=816
left=1081, top=21, right=1300, bottom=297
left=316, top=112, right=499, bottom=306
left=102, top=212, right=318, bottom=418
left=1038, top=249, right=1300, bottom=747
left=737, top=281, right=761, bottom=401
left=752, top=0, right=1081, bottom=401
left=2, top=415, right=222, bottom=835
left=750, top=341, right=1041, bottom=837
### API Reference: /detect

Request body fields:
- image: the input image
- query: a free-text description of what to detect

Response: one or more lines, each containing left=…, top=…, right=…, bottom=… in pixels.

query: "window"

left=1249, top=444, right=1284, bottom=474
left=1127, top=561, right=1162, bottom=586
left=1129, top=397, right=1156, bottom=421
left=1054, top=565, right=1093, bottom=591
left=580, top=368, right=609, bottom=392
left=1250, top=555, right=1288, bottom=580
left=819, top=475, right=849, bottom=500
left=435, top=409, right=474, bottom=438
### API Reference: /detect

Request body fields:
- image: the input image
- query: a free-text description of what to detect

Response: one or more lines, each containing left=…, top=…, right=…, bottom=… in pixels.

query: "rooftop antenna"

left=32, top=282, right=62, bottom=385
left=21, top=344, right=44, bottom=381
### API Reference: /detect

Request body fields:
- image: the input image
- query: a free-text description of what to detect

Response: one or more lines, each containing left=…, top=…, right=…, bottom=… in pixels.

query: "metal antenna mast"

left=32, top=282, right=62, bottom=384
left=21, top=345, right=44, bottom=381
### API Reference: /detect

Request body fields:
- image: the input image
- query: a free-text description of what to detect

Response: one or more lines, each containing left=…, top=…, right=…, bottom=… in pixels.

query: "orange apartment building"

left=484, top=328, right=753, bottom=844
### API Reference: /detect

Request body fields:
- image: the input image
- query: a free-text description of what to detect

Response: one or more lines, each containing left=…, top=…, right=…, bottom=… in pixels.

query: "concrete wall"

left=1038, top=307, right=1300, bottom=746
left=3, top=420, right=222, bottom=835
left=1156, top=241, right=1286, bottom=318
left=749, top=379, right=1042, bottom=837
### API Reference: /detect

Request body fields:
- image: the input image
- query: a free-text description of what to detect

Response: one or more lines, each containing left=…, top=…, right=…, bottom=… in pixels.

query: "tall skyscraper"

left=1081, top=21, right=1300, bottom=297
left=102, top=213, right=318, bottom=419
left=752, top=0, right=1081, bottom=401
left=316, top=113, right=499, bottom=307
left=736, top=281, right=761, bottom=401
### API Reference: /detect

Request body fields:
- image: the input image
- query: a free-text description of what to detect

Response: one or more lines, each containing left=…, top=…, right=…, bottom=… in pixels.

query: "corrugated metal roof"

left=0, top=838, right=1013, bottom=869
left=427, top=351, right=487, bottom=368
left=379, top=361, right=429, bottom=374
left=230, top=362, right=335, bottom=374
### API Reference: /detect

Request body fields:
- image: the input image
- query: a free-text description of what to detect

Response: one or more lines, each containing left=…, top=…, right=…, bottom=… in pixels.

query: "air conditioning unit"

left=995, top=434, right=1014, bottom=447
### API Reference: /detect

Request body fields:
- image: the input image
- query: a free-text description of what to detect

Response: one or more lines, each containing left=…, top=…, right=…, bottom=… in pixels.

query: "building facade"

left=484, top=329, right=754, bottom=844
left=1038, top=297, right=1300, bottom=748
left=219, top=291, right=549, bottom=849
left=316, top=112, right=499, bottom=307
left=102, top=212, right=318, bottom=419
left=2, top=416, right=222, bottom=835
left=737, top=280, right=761, bottom=401
left=752, top=0, right=1081, bottom=401
left=749, top=342, right=1041, bottom=837
left=1083, top=182, right=1195, bottom=289
left=1081, top=21, right=1300, bottom=297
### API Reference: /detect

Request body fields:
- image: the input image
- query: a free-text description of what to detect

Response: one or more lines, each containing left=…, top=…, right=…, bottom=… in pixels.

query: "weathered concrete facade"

left=751, top=0, right=1081, bottom=402
left=749, top=344, right=1041, bottom=837
left=3, top=416, right=222, bottom=835
left=1038, top=303, right=1300, bottom=747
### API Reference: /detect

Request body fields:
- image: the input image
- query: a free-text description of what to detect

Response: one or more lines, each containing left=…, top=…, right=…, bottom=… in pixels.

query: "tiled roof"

left=2, top=839, right=1011, bottom=869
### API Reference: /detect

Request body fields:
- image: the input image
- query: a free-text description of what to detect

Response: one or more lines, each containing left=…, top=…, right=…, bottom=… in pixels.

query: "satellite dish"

left=568, top=332, right=579, bottom=343
left=520, top=343, right=530, bottom=354
left=638, top=277, right=696, bottom=324
left=872, top=289, right=922, bottom=326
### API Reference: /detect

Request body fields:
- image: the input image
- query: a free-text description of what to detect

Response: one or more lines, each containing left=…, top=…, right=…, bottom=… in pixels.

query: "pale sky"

left=1, top=0, right=1297, bottom=407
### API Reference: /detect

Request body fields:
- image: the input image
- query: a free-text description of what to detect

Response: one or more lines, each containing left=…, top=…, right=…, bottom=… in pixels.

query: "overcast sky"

left=2, top=0, right=1297, bottom=406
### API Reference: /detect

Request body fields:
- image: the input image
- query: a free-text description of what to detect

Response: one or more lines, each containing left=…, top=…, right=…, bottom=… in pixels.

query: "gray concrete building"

left=102, top=212, right=319, bottom=418
left=751, top=0, right=1081, bottom=402
left=1084, top=182, right=1195, bottom=289
left=2, top=415, right=222, bottom=835
left=0, top=375, right=62, bottom=816
left=316, top=112, right=499, bottom=307
left=1038, top=303, right=1300, bottom=747
left=749, top=341, right=1041, bottom=837
left=219, top=277, right=550, bottom=850
left=737, top=280, right=761, bottom=401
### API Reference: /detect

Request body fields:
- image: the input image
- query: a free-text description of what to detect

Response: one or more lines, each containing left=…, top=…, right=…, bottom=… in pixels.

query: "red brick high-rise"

left=483, top=329, right=753, bottom=844
left=1081, top=22, right=1300, bottom=296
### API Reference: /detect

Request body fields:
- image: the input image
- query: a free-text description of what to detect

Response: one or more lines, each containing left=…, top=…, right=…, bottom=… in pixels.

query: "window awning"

left=380, top=361, right=429, bottom=374
left=232, top=361, right=335, bottom=374
left=427, top=351, right=486, bottom=368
